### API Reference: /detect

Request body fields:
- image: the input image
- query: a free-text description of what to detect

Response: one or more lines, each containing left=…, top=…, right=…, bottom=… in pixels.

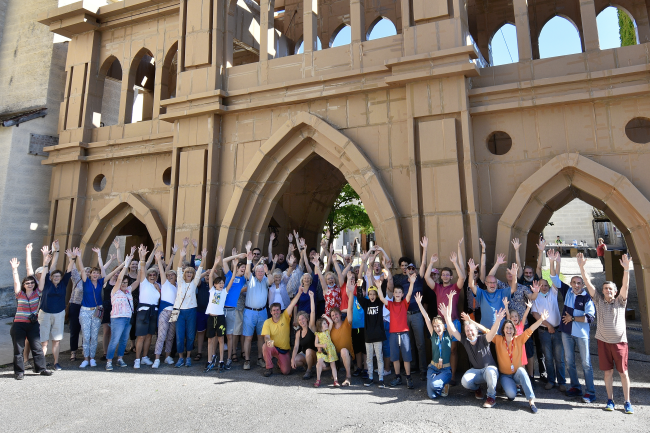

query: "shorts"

left=135, top=306, right=158, bottom=336
left=389, top=332, right=412, bottom=363
left=38, top=310, right=65, bottom=341
left=196, top=309, right=209, bottom=333
left=243, top=307, right=268, bottom=337
left=101, top=303, right=112, bottom=324
left=225, top=307, right=243, bottom=335
left=597, top=340, right=628, bottom=373
left=445, top=319, right=462, bottom=342
left=351, top=328, right=366, bottom=355
left=207, top=315, right=227, bottom=338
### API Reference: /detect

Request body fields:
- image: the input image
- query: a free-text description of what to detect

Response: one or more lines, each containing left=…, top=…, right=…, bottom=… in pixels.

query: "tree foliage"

left=324, top=184, right=374, bottom=244
left=618, top=8, right=636, bottom=47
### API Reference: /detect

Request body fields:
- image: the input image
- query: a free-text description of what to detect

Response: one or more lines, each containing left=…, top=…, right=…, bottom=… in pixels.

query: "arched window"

left=95, top=57, right=122, bottom=128
left=295, top=36, right=322, bottom=54
left=128, top=48, right=156, bottom=124
left=597, top=6, right=638, bottom=49
left=489, top=23, right=518, bottom=66
left=159, top=43, right=178, bottom=115
left=539, top=16, right=582, bottom=59
left=366, top=17, right=397, bottom=41
left=330, top=24, right=351, bottom=48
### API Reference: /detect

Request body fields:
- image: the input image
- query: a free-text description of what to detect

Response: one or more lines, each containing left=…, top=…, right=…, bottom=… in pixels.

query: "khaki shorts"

left=38, top=310, right=65, bottom=342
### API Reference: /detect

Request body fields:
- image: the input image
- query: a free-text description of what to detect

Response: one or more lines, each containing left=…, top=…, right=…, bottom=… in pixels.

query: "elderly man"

left=578, top=253, right=633, bottom=414
left=550, top=254, right=596, bottom=403
left=243, top=241, right=271, bottom=371
left=468, top=259, right=518, bottom=332
left=532, top=250, right=566, bottom=392
left=261, top=286, right=303, bottom=376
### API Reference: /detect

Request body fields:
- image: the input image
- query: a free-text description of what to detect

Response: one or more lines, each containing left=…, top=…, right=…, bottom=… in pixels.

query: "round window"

left=93, top=174, right=107, bottom=192
left=487, top=131, right=512, bottom=155
left=162, top=167, right=172, bottom=186
left=625, top=117, right=650, bottom=144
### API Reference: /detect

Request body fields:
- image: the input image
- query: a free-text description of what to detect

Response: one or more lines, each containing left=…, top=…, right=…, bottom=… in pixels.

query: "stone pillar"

left=579, top=0, right=600, bottom=51
left=513, top=0, right=533, bottom=60
left=303, top=0, right=318, bottom=52
left=350, top=0, right=365, bottom=43
left=259, top=0, right=275, bottom=60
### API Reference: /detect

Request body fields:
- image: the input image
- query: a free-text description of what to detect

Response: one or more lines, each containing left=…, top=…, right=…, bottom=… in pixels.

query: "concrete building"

left=543, top=199, right=597, bottom=247
left=35, top=0, right=650, bottom=352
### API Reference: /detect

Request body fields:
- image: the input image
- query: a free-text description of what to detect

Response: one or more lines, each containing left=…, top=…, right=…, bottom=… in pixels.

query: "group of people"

left=9, top=232, right=634, bottom=414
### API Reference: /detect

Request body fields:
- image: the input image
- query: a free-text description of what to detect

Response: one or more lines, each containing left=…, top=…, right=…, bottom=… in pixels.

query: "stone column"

left=303, top=0, right=318, bottom=52
left=259, top=0, right=275, bottom=60
left=579, top=0, right=600, bottom=51
left=513, top=0, right=533, bottom=60
left=350, top=0, right=365, bottom=43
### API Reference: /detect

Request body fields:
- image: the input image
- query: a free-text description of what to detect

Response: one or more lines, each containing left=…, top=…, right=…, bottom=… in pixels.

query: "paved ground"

left=0, top=257, right=648, bottom=431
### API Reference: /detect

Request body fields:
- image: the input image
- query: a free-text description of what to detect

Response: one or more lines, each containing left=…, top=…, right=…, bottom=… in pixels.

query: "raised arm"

left=76, top=248, right=87, bottom=282
left=156, top=250, right=167, bottom=286
left=450, top=251, right=466, bottom=288
left=457, top=238, right=465, bottom=279
left=485, top=308, right=506, bottom=343
left=312, top=256, right=326, bottom=289
left=511, top=238, right=523, bottom=279
left=467, top=258, right=479, bottom=295
left=424, top=254, right=439, bottom=289
left=112, top=238, right=123, bottom=263
left=244, top=241, right=253, bottom=280
left=508, top=263, right=519, bottom=295
left=145, top=241, right=160, bottom=270
left=301, top=242, right=312, bottom=274
left=51, top=240, right=60, bottom=273
left=346, top=276, right=355, bottom=321
left=39, top=246, right=51, bottom=290
left=9, top=259, right=21, bottom=295
left=414, top=293, right=434, bottom=335
left=25, top=243, right=34, bottom=277
left=419, top=236, right=428, bottom=278
left=440, top=298, right=460, bottom=341
left=488, top=253, right=506, bottom=276
left=136, top=244, right=148, bottom=286
left=224, top=267, right=236, bottom=293
left=382, top=256, right=394, bottom=293
left=502, top=297, right=511, bottom=321
left=285, top=285, right=303, bottom=319
left=113, top=256, right=132, bottom=296
left=619, top=254, right=631, bottom=301
left=576, top=253, right=596, bottom=298
left=405, top=273, right=416, bottom=304
left=104, top=262, right=125, bottom=282
left=166, top=244, right=178, bottom=273
left=268, top=232, right=275, bottom=263
left=309, top=290, right=316, bottom=330
left=92, top=247, right=106, bottom=278
left=479, top=238, right=487, bottom=281
left=536, top=239, right=546, bottom=278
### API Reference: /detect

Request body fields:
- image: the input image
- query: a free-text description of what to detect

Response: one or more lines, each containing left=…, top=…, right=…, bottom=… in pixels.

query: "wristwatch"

left=571, top=316, right=575, bottom=322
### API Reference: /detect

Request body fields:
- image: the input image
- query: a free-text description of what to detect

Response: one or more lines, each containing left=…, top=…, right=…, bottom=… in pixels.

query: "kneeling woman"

left=291, top=290, right=316, bottom=379
left=493, top=307, right=550, bottom=413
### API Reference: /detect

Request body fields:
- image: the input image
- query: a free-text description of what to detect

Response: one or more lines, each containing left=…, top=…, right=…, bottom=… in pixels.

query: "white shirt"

left=383, top=295, right=393, bottom=322
left=161, top=281, right=177, bottom=310
left=205, top=287, right=227, bottom=316
left=138, top=280, right=161, bottom=307
left=173, top=267, right=202, bottom=310
left=270, top=285, right=285, bottom=309
left=531, top=287, right=561, bottom=328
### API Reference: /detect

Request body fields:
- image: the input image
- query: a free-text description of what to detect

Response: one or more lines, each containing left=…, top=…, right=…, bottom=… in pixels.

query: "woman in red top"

left=9, top=257, right=53, bottom=380
left=597, top=238, right=607, bottom=269
left=313, top=255, right=341, bottom=316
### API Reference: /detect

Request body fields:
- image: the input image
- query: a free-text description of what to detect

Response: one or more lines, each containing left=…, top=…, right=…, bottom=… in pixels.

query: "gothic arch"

left=80, top=193, right=166, bottom=261
left=495, top=153, right=650, bottom=353
left=217, top=112, right=404, bottom=258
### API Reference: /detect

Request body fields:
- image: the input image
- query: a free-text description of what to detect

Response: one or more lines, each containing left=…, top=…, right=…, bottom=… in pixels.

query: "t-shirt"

left=206, top=287, right=227, bottom=316
left=330, top=319, right=355, bottom=360
left=393, top=273, right=424, bottom=312
left=593, top=290, right=627, bottom=344
left=246, top=275, right=270, bottom=309
left=386, top=299, right=409, bottom=333
left=224, top=270, right=247, bottom=308
left=475, top=286, right=511, bottom=332
left=40, top=272, right=72, bottom=314
left=509, top=284, right=533, bottom=324
left=596, top=244, right=606, bottom=257
left=261, top=311, right=292, bottom=351
left=160, top=281, right=177, bottom=310
left=138, top=280, right=161, bottom=306
left=432, top=282, right=461, bottom=323
left=297, top=286, right=315, bottom=313
left=356, top=296, right=386, bottom=342
left=460, top=333, right=496, bottom=369
left=196, top=278, right=211, bottom=311
left=531, top=287, right=561, bottom=328
left=82, top=278, right=105, bottom=308
left=430, top=331, right=452, bottom=365
left=493, top=328, right=533, bottom=374
left=351, top=296, right=365, bottom=329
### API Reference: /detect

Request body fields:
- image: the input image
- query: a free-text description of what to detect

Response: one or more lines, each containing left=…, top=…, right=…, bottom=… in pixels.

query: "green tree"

left=324, top=184, right=374, bottom=246
left=618, top=8, right=636, bottom=47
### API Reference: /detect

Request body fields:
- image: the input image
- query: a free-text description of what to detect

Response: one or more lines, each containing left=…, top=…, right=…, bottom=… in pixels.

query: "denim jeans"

left=106, top=317, right=132, bottom=359
left=176, top=308, right=197, bottom=354
left=562, top=332, right=595, bottom=395
left=426, top=364, right=452, bottom=398
left=500, top=367, right=535, bottom=400
left=407, top=311, right=426, bottom=371
left=539, top=327, right=565, bottom=385
left=461, top=365, right=499, bottom=399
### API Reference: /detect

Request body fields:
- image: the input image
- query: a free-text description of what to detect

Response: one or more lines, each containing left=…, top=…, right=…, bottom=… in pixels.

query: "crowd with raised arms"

left=8, top=232, right=635, bottom=414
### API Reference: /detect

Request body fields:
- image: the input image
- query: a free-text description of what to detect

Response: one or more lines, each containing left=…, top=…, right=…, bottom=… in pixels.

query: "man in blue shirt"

left=242, top=242, right=271, bottom=370
left=550, top=269, right=596, bottom=403
left=223, top=251, right=248, bottom=369
left=468, top=260, right=518, bottom=333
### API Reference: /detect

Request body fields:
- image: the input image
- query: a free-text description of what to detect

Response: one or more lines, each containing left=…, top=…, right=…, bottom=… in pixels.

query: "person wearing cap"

left=393, top=237, right=428, bottom=381
left=358, top=267, right=388, bottom=387
left=153, top=249, right=178, bottom=367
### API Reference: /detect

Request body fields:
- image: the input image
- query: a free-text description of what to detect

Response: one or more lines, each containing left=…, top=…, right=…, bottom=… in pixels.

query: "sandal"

left=70, top=353, right=77, bottom=362
left=194, top=353, right=202, bottom=362
left=231, top=354, right=239, bottom=363
left=314, top=380, right=321, bottom=388
left=342, top=378, right=351, bottom=387
left=333, top=380, right=340, bottom=387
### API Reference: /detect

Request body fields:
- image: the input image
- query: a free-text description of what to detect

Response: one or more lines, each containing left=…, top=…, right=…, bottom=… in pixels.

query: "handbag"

left=27, top=291, right=42, bottom=324
left=92, top=282, right=104, bottom=321
left=169, top=285, right=190, bottom=323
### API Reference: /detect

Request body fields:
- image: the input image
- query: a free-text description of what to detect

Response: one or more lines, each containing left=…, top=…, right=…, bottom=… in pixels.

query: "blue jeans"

left=500, top=367, right=535, bottom=400
left=539, top=327, right=565, bottom=385
left=562, top=332, right=595, bottom=395
left=176, top=308, right=197, bottom=354
left=426, top=364, right=452, bottom=399
left=461, top=365, right=499, bottom=399
left=106, top=317, right=132, bottom=359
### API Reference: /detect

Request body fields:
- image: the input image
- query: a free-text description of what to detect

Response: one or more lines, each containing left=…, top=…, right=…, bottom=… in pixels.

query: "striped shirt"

left=14, top=289, right=41, bottom=323
left=593, top=290, right=627, bottom=344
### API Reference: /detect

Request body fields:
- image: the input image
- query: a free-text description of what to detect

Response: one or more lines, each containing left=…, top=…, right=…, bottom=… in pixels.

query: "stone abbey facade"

left=38, top=0, right=650, bottom=351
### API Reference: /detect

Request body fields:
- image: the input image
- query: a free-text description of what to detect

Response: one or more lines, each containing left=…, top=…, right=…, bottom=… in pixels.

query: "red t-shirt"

left=433, top=282, right=460, bottom=323
left=386, top=299, right=409, bottom=333
left=597, top=244, right=605, bottom=257
left=341, top=282, right=349, bottom=312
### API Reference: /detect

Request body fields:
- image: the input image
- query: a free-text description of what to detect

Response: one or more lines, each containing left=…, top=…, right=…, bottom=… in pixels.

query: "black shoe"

left=218, top=362, right=225, bottom=373
left=54, top=363, right=63, bottom=371
left=352, top=367, right=362, bottom=377
left=406, top=377, right=414, bottom=389
left=45, top=363, right=53, bottom=370
left=449, top=378, right=457, bottom=386
left=364, top=378, right=374, bottom=387
left=204, top=362, right=214, bottom=373
left=15, top=372, right=24, bottom=380
left=419, top=371, right=427, bottom=381
left=389, top=376, right=402, bottom=387
left=264, top=369, right=273, bottom=377
left=100, top=355, right=107, bottom=361
left=224, top=359, right=232, bottom=370
left=40, top=370, right=53, bottom=376
left=378, top=380, right=386, bottom=388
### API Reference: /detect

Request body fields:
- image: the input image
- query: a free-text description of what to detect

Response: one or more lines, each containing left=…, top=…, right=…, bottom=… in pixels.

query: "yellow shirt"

left=261, top=311, right=292, bottom=351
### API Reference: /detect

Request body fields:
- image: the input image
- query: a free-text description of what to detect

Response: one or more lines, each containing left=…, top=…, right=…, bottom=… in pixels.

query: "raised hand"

left=155, top=250, right=163, bottom=261
left=287, top=233, right=293, bottom=243
left=502, top=297, right=509, bottom=309
left=468, top=258, right=478, bottom=273
left=537, top=239, right=547, bottom=251
left=479, top=238, right=486, bottom=250
left=458, top=237, right=464, bottom=248
left=430, top=254, right=439, bottom=264
left=130, top=245, right=137, bottom=256
left=540, top=309, right=550, bottom=322
left=10, top=258, right=20, bottom=269
left=311, top=256, right=319, bottom=267
left=620, top=254, right=631, bottom=270
left=92, top=247, right=101, bottom=255
left=576, top=252, right=587, bottom=268
left=547, top=249, right=556, bottom=261
left=414, top=292, right=423, bottom=304
left=232, top=247, right=237, bottom=256
left=270, top=232, right=275, bottom=242
left=183, top=237, right=189, bottom=248
left=531, top=279, right=540, bottom=294
left=420, top=236, right=428, bottom=249
left=138, top=244, right=148, bottom=260
left=113, top=238, right=120, bottom=250
left=65, top=249, right=74, bottom=259
left=41, top=246, right=50, bottom=257
left=496, top=253, right=506, bottom=266
left=408, top=273, right=417, bottom=283
left=288, top=255, right=296, bottom=266
left=43, top=252, right=52, bottom=266
left=525, top=299, right=533, bottom=310
left=288, top=243, right=296, bottom=254
left=245, top=240, right=252, bottom=252
left=460, top=312, right=470, bottom=323
left=439, top=303, right=449, bottom=318
left=273, top=254, right=279, bottom=264
left=191, top=239, right=198, bottom=250
left=495, top=307, right=507, bottom=321
left=507, top=263, right=518, bottom=277
left=26, top=243, right=33, bottom=254
left=73, top=247, right=81, bottom=257
left=201, top=248, right=208, bottom=259
left=511, top=238, right=521, bottom=250
left=450, top=252, right=458, bottom=263
left=447, top=290, right=456, bottom=304
left=52, top=239, right=60, bottom=251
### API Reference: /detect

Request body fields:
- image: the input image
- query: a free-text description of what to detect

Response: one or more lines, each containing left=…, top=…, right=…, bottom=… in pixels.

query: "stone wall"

left=542, top=199, right=597, bottom=247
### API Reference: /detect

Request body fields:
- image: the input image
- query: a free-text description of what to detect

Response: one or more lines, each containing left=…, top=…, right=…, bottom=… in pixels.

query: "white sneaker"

left=134, top=359, right=141, bottom=369
left=152, top=359, right=160, bottom=369
left=164, top=356, right=174, bottom=365
left=89, top=359, right=97, bottom=367
left=141, top=356, right=153, bottom=366
left=79, top=360, right=89, bottom=368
